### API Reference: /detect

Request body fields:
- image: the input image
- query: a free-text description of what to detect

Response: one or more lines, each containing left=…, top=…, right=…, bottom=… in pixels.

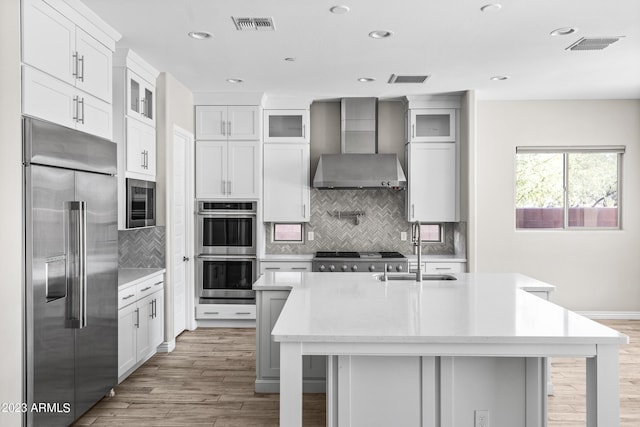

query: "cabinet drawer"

left=409, top=262, right=465, bottom=274
left=118, top=285, right=138, bottom=309
left=196, top=304, right=256, bottom=320
left=260, top=261, right=312, bottom=275
left=137, top=275, right=164, bottom=299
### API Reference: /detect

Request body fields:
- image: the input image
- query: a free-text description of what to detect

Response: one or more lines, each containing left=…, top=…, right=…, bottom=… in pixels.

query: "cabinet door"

left=77, top=91, right=112, bottom=140
left=409, top=109, right=456, bottom=142
left=22, top=0, right=75, bottom=87
left=195, top=106, right=227, bottom=140
left=23, top=65, right=77, bottom=130
left=407, top=143, right=458, bottom=222
left=227, top=141, right=260, bottom=199
left=258, top=290, right=290, bottom=379
left=117, top=303, right=137, bottom=379
left=195, top=140, right=227, bottom=198
left=149, top=291, right=164, bottom=349
left=227, top=106, right=260, bottom=140
left=263, top=109, right=309, bottom=143
left=135, top=296, right=152, bottom=361
left=126, top=119, right=156, bottom=178
left=264, top=144, right=310, bottom=222
left=75, top=28, right=112, bottom=103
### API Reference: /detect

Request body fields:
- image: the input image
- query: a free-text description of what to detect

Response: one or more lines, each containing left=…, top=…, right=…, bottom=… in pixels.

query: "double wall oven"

left=196, top=201, right=257, bottom=304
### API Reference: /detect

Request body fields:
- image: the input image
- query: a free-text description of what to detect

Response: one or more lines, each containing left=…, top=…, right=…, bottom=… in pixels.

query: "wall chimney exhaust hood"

left=313, top=98, right=407, bottom=189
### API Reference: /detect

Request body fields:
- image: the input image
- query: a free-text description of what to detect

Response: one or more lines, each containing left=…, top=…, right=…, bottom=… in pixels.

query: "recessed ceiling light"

left=330, top=5, right=350, bottom=14
left=226, top=78, right=244, bottom=84
left=358, top=77, right=375, bottom=82
left=490, top=75, right=509, bottom=81
left=480, top=4, right=502, bottom=13
left=369, top=30, right=393, bottom=39
left=550, top=27, right=578, bottom=36
left=284, top=57, right=296, bottom=62
left=188, top=31, right=212, bottom=40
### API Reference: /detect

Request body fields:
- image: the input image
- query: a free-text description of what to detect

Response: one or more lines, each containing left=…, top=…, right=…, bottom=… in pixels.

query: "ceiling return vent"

left=388, top=74, right=430, bottom=84
left=566, top=37, right=622, bottom=51
left=232, top=17, right=276, bottom=31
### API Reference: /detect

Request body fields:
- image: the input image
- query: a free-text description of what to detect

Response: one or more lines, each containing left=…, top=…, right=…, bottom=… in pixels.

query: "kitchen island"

left=255, top=272, right=628, bottom=427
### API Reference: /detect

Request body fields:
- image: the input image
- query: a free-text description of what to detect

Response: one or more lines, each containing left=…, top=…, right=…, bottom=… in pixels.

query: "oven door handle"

left=196, top=255, right=257, bottom=261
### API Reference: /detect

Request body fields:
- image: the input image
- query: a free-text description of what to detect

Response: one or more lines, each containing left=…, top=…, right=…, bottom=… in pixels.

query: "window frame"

left=515, top=146, right=624, bottom=230
left=271, top=223, right=305, bottom=243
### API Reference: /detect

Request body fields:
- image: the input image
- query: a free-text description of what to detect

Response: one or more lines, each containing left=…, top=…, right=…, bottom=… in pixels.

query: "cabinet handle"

left=78, top=97, right=85, bottom=124
left=235, top=312, right=251, bottom=315
left=145, top=150, right=149, bottom=169
left=221, top=180, right=226, bottom=194
left=154, top=281, right=163, bottom=286
left=265, top=267, right=281, bottom=270
left=141, top=286, right=152, bottom=292
left=73, top=96, right=79, bottom=122
left=411, top=204, right=415, bottom=219
left=291, top=267, right=308, bottom=271
left=221, top=120, right=226, bottom=136
left=204, top=311, right=219, bottom=315
left=302, top=124, right=306, bottom=138
left=435, top=267, right=452, bottom=271
left=78, top=54, right=85, bottom=82
left=72, top=52, right=79, bottom=80
left=412, top=124, right=415, bottom=139
left=227, top=181, right=232, bottom=195
left=302, top=204, right=306, bottom=218
left=140, top=99, right=146, bottom=117
left=122, top=294, right=135, bottom=300
left=227, top=121, right=231, bottom=136
left=134, top=308, right=140, bottom=328
left=141, top=151, right=146, bottom=169
left=150, top=299, right=155, bottom=318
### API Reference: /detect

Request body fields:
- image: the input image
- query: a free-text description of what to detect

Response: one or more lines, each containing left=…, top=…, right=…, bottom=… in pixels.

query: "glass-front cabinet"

left=127, top=70, right=155, bottom=125
left=408, top=108, right=456, bottom=142
left=263, top=109, right=310, bottom=143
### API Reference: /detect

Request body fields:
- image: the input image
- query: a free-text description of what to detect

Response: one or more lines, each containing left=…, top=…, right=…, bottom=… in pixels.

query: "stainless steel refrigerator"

left=24, top=117, right=118, bottom=426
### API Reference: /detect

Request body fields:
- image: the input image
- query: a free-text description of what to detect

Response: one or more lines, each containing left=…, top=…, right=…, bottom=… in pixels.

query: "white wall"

left=473, top=100, right=640, bottom=312
left=156, top=72, right=194, bottom=343
left=0, top=0, right=24, bottom=425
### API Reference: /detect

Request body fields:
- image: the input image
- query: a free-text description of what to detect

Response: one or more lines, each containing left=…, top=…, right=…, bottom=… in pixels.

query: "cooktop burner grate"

left=314, top=251, right=405, bottom=259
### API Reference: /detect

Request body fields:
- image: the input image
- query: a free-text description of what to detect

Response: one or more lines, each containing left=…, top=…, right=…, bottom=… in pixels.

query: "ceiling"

left=82, top=0, right=640, bottom=101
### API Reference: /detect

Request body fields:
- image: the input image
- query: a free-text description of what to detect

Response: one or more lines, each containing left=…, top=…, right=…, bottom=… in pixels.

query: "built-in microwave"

left=196, top=201, right=257, bottom=255
left=126, top=178, right=156, bottom=228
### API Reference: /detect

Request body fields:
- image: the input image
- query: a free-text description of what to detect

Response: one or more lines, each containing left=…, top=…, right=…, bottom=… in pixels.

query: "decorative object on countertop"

left=327, top=210, right=366, bottom=225
left=118, top=226, right=165, bottom=268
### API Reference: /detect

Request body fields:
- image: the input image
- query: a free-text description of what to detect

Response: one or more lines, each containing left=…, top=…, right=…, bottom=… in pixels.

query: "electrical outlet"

left=474, top=410, right=489, bottom=427
left=307, top=231, right=314, bottom=241
left=400, top=232, right=407, bottom=241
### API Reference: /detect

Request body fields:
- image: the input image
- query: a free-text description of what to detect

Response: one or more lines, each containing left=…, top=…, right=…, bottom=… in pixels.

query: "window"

left=272, top=223, right=304, bottom=242
left=420, top=224, right=443, bottom=242
left=515, top=147, right=623, bottom=229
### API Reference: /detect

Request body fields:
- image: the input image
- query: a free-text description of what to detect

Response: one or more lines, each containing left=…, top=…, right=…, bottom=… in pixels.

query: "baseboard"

left=576, top=311, right=640, bottom=320
left=157, top=340, right=176, bottom=353
left=196, top=319, right=256, bottom=328
left=255, top=379, right=326, bottom=394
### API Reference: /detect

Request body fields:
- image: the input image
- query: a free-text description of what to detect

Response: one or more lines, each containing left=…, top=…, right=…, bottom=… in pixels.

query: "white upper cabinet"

left=406, top=143, right=459, bottom=222
left=408, top=109, right=456, bottom=142
left=263, top=109, right=310, bottom=143
left=22, top=0, right=114, bottom=103
left=125, top=118, right=156, bottom=179
left=195, top=140, right=260, bottom=199
left=126, top=70, right=155, bottom=126
left=263, top=143, right=310, bottom=222
left=196, top=106, right=260, bottom=141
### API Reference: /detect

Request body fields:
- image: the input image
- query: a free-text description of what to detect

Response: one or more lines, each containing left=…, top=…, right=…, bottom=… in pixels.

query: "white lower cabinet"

left=195, top=304, right=256, bottom=320
left=259, top=260, right=312, bottom=275
left=255, top=289, right=326, bottom=393
left=23, top=65, right=112, bottom=140
left=118, top=274, right=164, bottom=382
left=409, top=261, right=466, bottom=274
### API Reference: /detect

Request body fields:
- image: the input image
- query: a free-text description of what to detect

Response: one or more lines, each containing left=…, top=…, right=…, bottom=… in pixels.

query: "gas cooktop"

left=314, top=251, right=405, bottom=259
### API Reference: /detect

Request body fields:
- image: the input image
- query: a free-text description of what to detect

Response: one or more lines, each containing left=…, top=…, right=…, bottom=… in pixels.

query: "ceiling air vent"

left=232, top=17, right=276, bottom=31
left=388, top=74, right=430, bottom=84
left=566, top=37, right=622, bottom=51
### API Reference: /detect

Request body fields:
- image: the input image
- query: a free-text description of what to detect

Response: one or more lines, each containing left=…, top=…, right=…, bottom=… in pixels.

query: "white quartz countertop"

left=264, top=272, right=627, bottom=345
left=118, top=268, right=166, bottom=289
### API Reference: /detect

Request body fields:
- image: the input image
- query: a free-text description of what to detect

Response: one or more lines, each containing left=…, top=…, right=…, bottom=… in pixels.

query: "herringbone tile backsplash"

left=118, top=226, right=165, bottom=268
left=265, top=189, right=465, bottom=256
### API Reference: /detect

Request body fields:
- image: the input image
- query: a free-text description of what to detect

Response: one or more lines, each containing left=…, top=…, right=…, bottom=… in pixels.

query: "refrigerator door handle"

left=66, top=201, right=88, bottom=329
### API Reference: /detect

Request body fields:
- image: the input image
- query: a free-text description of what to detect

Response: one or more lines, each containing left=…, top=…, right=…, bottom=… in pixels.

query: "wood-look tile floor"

left=74, top=320, right=639, bottom=426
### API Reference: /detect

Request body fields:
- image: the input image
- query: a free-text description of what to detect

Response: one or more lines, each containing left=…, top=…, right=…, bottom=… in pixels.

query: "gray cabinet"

left=255, top=289, right=326, bottom=392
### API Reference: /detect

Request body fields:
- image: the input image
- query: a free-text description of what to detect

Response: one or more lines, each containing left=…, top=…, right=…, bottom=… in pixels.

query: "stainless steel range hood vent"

left=313, top=97, right=406, bottom=189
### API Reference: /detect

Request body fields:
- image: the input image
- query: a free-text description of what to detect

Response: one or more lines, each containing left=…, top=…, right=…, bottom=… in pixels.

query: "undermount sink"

left=375, top=273, right=457, bottom=281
